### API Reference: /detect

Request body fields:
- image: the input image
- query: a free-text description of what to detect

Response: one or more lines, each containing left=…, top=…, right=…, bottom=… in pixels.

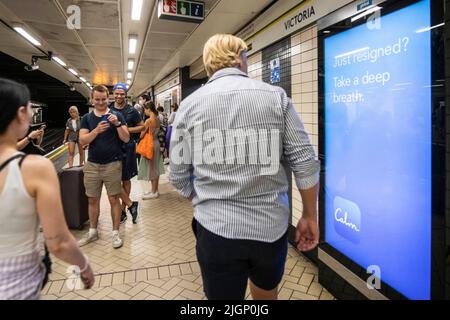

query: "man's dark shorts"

left=192, top=218, right=288, bottom=300
left=122, top=140, right=137, bottom=181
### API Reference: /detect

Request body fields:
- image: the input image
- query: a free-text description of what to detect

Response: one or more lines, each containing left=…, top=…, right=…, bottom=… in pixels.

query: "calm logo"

left=333, top=196, right=362, bottom=243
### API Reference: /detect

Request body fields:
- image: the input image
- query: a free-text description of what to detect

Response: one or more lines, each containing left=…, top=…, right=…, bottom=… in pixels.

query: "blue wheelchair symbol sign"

left=270, top=58, right=280, bottom=84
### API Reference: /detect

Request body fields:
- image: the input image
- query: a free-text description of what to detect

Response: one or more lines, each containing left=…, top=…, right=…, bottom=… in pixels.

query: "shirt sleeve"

left=132, top=109, right=142, bottom=125
left=168, top=111, right=194, bottom=198
left=281, top=91, right=320, bottom=190
left=80, top=114, right=89, bottom=130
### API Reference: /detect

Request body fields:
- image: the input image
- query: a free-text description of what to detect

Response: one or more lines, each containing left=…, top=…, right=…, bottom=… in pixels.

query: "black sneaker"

left=128, top=201, right=139, bottom=224
left=120, top=211, right=127, bottom=224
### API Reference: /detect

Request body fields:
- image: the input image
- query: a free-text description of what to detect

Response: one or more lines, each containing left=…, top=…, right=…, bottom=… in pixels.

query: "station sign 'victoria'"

left=157, top=0, right=205, bottom=23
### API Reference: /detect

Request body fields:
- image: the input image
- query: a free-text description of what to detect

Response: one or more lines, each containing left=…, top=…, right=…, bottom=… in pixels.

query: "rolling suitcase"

left=58, top=166, right=89, bottom=229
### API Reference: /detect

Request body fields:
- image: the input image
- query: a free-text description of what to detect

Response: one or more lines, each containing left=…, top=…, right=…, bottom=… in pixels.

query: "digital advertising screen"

left=323, top=0, right=432, bottom=299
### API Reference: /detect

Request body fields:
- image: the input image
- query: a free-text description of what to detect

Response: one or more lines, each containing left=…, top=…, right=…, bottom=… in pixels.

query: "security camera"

left=24, top=57, right=39, bottom=71
left=68, top=81, right=81, bottom=92
left=24, top=52, right=52, bottom=72
left=24, top=64, right=39, bottom=71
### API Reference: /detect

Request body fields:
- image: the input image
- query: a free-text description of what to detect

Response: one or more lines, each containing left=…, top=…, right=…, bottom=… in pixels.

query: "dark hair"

left=157, top=106, right=164, bottom=112
left=141, top=94, right=149, bottom=101
left=0, top=78, right=30, bottom=134
left=172, top=103, right=178, bottom=112
left=91, top=84, right=109, bottom=97
left=143, top=101, right=158, bottom=116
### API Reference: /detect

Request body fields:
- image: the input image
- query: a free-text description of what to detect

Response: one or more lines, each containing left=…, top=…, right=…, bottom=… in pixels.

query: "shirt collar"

left=207, top=67, right=248, bottom=84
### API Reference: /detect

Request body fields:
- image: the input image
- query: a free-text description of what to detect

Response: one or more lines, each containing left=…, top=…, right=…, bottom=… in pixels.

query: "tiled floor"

left=41, top=169, right=334, bottom=300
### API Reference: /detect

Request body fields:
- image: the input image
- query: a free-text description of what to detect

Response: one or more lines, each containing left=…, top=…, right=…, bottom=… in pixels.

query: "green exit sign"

left=158, top=0, right=205, bottom=23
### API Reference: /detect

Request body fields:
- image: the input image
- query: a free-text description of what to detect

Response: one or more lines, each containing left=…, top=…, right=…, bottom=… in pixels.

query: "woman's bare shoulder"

left=21, top=155, right=55, bottom=174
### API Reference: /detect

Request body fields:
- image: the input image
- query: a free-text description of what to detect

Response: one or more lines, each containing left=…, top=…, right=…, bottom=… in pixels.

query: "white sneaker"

left=163, top=158, right=170, bottom=165
left=78, top=232, right=99, bottom=247
left=112, top=233, right=123, bottom=249
left=142, top=191, right=152, bottom=199
left=142, top=191, right=159, bottom=200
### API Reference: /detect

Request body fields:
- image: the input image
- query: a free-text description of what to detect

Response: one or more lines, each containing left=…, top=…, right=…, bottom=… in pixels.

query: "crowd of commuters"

left=0, top=33, right=319, bottom=300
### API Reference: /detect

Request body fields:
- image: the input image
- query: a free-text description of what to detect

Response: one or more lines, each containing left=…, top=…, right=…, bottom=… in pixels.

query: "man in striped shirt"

left=169, top=34, right=320, bottom=300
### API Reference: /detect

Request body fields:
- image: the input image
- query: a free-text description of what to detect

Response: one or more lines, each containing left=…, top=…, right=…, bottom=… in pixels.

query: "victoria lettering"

left=284, top=6, right=315, bottom=30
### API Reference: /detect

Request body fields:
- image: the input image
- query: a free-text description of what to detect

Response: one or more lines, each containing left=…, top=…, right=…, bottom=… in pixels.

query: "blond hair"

left=68, top=105, right=79, bottom=115
left=203, top=34, right=248, bottom=77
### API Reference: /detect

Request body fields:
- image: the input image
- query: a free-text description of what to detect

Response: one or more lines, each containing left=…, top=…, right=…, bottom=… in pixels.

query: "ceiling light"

left=129, top=35, right=137, bottom=54
left=351, top=6, right=382, bottom=22
left=127, top=72, right=132, bottom=79
left=128, top=59, right=135, bottom=70
left=132, top=0, right=143, bottom=21
left=14, top=27, right=41, bottom=46
left=126, top=80, right=131, bottom=85
left=79, top=77, right=86, bottom=82
left=69, top=68, right=78, bottom=76
left=86, top=82, right=91, bottom=87
left=52, top=56, right=67, bottom=67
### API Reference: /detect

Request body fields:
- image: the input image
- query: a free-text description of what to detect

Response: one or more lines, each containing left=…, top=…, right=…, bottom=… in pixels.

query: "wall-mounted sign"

left=357, top=0, right=373, bottom=11
left=270, top=57, right=280, bottom=84
left=241, top=0, right=355, bottom=55
left=158, top=0, right=205, bottom=23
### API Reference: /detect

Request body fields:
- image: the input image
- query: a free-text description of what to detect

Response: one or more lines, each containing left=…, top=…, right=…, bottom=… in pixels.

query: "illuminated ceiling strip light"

left=350, top=6, right=382, bottom=22
left=132, top=0, right=143, bottom=21
left=69, top=68, right=78, bottom=76
left=416, top=22, right=445, bottom=33
left=127, top=72, right=132, bottom=79
left=129, top=36, right=137, bottom=54
left=128, top=59, right=135, bottom=70
left=52, top=56, right=67, bottom=67
left=79, top=77, right=87, bottom=82
left=14, top=27, right=41, bottom=46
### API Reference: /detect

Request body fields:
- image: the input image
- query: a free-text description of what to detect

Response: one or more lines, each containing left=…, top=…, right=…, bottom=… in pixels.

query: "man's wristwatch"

left=115, top=121, right=122, bottom=127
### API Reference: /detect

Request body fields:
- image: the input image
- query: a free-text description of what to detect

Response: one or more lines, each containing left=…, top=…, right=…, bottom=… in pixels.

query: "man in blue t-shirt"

left=110, top=83, right=144, bottom=224
left=78, top=84, right=130, bottom=249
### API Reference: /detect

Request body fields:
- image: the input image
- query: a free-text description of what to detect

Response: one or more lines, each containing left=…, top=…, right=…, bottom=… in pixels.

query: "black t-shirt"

left=80, top=111, right=127, bottom=164
left=110, top=103, right=142, bottom=142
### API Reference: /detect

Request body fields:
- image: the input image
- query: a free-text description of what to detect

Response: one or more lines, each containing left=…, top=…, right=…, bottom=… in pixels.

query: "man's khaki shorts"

left=83, top=161, right=122, bottom=198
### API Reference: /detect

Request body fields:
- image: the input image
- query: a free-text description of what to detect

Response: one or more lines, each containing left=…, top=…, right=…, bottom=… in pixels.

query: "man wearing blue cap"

left=110, top=83, right=144, bottom=224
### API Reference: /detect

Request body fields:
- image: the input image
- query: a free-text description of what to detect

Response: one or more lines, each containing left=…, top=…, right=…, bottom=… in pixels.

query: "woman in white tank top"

left=0, top=78, right=95, bottom=299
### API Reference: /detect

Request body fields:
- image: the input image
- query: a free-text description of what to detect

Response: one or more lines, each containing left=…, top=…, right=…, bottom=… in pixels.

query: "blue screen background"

left=324, top=0, right=431, bottom=299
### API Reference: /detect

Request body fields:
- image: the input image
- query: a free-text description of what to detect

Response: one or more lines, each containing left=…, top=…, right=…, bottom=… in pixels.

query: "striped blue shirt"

left=169, top=67, right=319, bottom=242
